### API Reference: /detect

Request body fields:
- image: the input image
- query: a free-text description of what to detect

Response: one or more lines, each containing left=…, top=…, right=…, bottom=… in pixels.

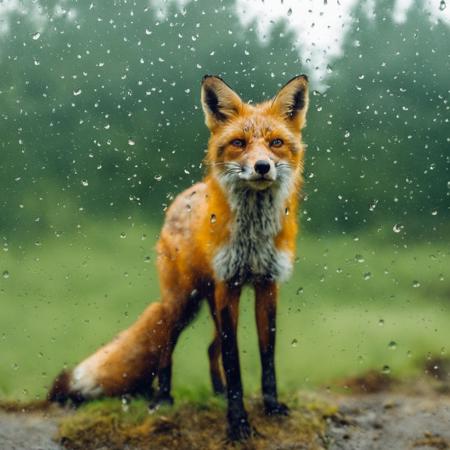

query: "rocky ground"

left=1, top=372, right=450, bottom=450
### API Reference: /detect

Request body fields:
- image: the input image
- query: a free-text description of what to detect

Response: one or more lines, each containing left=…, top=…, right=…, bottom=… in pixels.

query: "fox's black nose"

left=254, top=160, right=271, bottom=175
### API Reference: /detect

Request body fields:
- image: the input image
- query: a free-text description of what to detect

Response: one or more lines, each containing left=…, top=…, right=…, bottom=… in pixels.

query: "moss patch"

left=57, top=395, right=337, bottom=450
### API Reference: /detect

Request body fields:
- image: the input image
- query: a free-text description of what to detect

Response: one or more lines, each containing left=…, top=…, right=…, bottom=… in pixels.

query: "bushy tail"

left=48, top=302, right=169, bottom=405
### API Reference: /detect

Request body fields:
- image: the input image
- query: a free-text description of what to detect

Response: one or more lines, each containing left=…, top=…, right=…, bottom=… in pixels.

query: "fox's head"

left=201, top=75, right=308, bottom=194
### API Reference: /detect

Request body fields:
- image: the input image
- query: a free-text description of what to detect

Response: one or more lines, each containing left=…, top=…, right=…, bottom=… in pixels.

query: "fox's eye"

left=231, top=139, right=246, bottom=148
left=270, top=138, right=284, bottom=148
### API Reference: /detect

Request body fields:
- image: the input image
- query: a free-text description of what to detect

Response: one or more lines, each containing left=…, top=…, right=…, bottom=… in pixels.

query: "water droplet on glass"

left=354, top=254, right=365, bottom=263
left=378, top=319, right=385, bottom=326
left=369, top=199, right=378, bottom=211
left=388, top=341, right=397, bottom=350
left=393, top=223, right=404, bottom=233
left=81, top=180, right=89, bottom=187
left=296, top=287, right=304, bottom=295
left=382, top=365, right=391, bottom=374
left=32, top=32, right=41, bottom=40
left=120, top=232, right=127, bottom=239
left=144, top=256, right=151, bottom=263
left=154, top=174, right=162, bottom=181
left=73, top=89, right=82, bottom=96
left=210, top=214, right=217, bottom=224
left=128, top=138, right=135, bottom=146
left=121, top=395, right=130, bottom=412
left=291, top=338, right=298, bottom=347
left=2, top=270, right=10, bottom=279
left=363, top=272, right=371, bottom=280
left=287, top=8, right=292, bottom=16
left=412, top=280, right=420, bottom=288
left=439, top=0, right=446, bottom=11
left=431, top=209, right=438, bottom=216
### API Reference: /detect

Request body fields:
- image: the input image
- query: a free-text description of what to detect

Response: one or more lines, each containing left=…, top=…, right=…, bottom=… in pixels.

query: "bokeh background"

left=0, top=0, right=448, bottom=400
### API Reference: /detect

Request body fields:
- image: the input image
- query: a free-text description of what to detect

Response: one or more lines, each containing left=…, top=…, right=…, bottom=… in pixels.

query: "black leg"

left=255, top=280, right=289, bottom=416
left=149, top=365, right=174, bottom=410
left=215, top=282, right=253, bottom=441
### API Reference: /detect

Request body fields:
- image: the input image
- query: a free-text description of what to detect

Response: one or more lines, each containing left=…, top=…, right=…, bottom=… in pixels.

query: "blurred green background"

left=0, top=0, right=448, bottom=400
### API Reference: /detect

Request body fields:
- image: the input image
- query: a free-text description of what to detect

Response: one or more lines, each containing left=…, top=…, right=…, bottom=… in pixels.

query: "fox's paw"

left=226, top=414, right=256, bottom=442
left=148, top=393, right=174, bottom=412
left=264, top=400, right=290, bottom=416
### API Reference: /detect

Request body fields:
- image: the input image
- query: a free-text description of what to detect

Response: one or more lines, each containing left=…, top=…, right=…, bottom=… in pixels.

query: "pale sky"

left=1, top=0, right=448, bottom=88
left=234, top=0, right=450, bottom=87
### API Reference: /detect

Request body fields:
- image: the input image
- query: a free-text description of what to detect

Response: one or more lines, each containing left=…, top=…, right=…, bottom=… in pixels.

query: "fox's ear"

left=271, top=75, right=309, bottom=130
left=201, top=75, right=242, bottom=130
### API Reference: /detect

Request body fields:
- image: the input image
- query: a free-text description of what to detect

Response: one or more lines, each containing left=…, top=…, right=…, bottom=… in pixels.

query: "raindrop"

left=382, top=365, right=391, bottom=374
left=291, top=338, right=298, bottom=347
left=210, top=214, right=217, bottom=224
left=120, top=232, right=127, bottom=239
left=81, top=180, right=89, bottom=187
left=73, top=89, right=82, bottom=96
left=287, top=8, right=292, bottom=16
left=121, top=396, right=130, bottom=412
left=431, top=209, right=438, bottom=216
left=296, top=287, right=304, bottom=295
left=154, top=174, right=162, bottom=181
left=2, top=270, right=10, bottom=279
left=354, top=254, right=365, bottom=263
left=128, top=138, right=135, bottom=146
left=412, top=280, right=420, bottom=288
left=378, top=319, right=385, bottom=326
left=144, top=256, right=151, bottom=263
left=285, top=207, right=290, bottom=215
left=363, top=272, right=372, bottom=280
left=388, top=341, right=397, bottom=350
left=392, top=223, right=404, bottom=233
left=369, top=199, right=378, bottom=211
left=32, top=32, right=41, bottom=40
left=439, top=0, right=446, bottom=11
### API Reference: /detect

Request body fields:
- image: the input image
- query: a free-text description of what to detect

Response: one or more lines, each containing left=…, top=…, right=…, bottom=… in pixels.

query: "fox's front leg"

left=255, top=279, right=289, bottom=416
left=215, top=281, right=253, bottom=441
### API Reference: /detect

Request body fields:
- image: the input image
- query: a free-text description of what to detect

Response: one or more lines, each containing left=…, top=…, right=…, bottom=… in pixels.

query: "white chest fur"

left=213, top=189, right=293, bottom=283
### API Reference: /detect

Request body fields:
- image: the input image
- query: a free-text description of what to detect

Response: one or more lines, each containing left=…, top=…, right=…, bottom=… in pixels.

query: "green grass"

left=0, top=218, right=449, bottom=400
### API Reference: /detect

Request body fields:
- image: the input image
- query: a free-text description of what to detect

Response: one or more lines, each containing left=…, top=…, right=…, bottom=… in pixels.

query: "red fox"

left=49, top=74, right=309, bottom=441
